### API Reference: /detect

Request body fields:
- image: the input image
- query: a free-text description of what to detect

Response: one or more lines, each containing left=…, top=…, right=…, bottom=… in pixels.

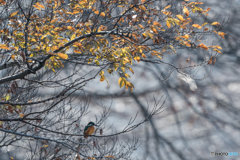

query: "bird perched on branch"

left=83, top=122, right=98, bottom=139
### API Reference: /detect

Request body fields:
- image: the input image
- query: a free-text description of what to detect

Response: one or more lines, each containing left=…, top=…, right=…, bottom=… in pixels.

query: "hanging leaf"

left=166, top=21, right=171, bottom=28
left=218, top=32, right=226, bottom=39
left=183, top=6, right=189, bottom=17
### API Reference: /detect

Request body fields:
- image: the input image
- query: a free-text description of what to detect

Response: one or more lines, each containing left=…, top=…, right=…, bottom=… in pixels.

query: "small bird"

left=83, top=122, right=98, bottom=139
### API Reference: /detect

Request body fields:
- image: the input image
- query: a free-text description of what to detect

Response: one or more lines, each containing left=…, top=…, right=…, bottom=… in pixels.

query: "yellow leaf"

left=38, top=3, right=45, bottom=9
left=19, top=114, right=25, bottom=118
left=192, top=24, right=202, bottom=29
left=67, top=26, right=75, bottom=31
left=163, top=5, right=171, bottom=10
left=95, top=60, right=99, bottom=65
left=99, top=70, right=104, bottom=76
left=183, top=6, right=189, bottom=17
left=107, top=69, right=113, bottom=74
left=71, top=34, right=76, bottom=40
left=33, top=2, right=45, bottom=10
left=176, top=15, right=184, bottom=21
left=94, top=10, right=99, bottom=14
left=182, top=34, right=191, bottom=39
left=57, top=53, right=68, bottom=59
left=100, top=12, right=105, bottom=17
left=128, top=67, right=134, bottom=74
left=100, top=76, right=105, bottom=82
left=142, top=53, right=146, bottom=59
left=87, top=157, right=95, bottom=160
left=211, top=22, right=220, bottom=26
left=118, top=77, right=126, bottom=88
left=215, top=45, right=222, bottom=50
left=11, top=54, right=15, bottom=60
left=43, top=145, right=49, bottom=147
left=134, top=56, right=141, bottom=62
left=10, top=11, right=18, bottom=17
left=10, top=157, right=13, bottom=160
left=213, top=48, right=222, bottom=54
left=202, top=22, right=208, bottom=27
left=121, top=67, right=125, bottom=73
left=5, top=94, right=10, bottom=101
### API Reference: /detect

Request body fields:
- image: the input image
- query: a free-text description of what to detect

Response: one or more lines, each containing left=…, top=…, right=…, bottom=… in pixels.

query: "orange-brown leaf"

left=67, top=26, right=75, bottom=31
left=105, top=155, right=115, bottom=158
left=176, top=15, right=184, bottom=21
left=166, top=21, right=171, bottom=28
left=198, top=43, right=208, bottom=51
left=139, top=24, right=144, bottom=29
left=207, top=57, right=212, bottom=65
left=215, top=45, right=222, bottom=50
left=134, top=56, right=141, bottom=62
left=192, top=24, right=202, bottom=29
left=100, top=76, right=105, bottom=82
left=218, top=32, right=226, bottom=39
left=211, top=22, right=220, bottom=26
left=10, top=11, right=18, bottom=17
left=139, top=5, right=146, bottom=11
left=142, top=53, right=146, bottom=59
left=183, top=6, right=189, bottom=17
left=0, top=44, right=9, bottom=50
left=153, top=21, right=162, bottom=28
left=163, top=5, right=171, bottom=10
left=204, top=28, right=209, bottom=31
left=100, top=12, right=105, bottom=17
